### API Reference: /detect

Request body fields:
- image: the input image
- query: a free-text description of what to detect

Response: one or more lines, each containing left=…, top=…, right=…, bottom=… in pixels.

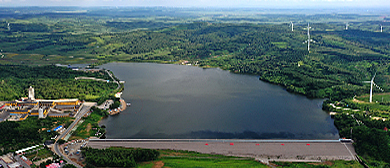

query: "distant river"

left=100, top=63, right=339, bottom=139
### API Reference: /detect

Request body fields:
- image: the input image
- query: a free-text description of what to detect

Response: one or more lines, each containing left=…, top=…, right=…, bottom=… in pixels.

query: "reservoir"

left=100, top=62, right=339, bottom=139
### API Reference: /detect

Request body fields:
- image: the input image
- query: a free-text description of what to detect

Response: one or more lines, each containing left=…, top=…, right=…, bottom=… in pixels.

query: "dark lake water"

left=100, top=62, right=339, bottom=139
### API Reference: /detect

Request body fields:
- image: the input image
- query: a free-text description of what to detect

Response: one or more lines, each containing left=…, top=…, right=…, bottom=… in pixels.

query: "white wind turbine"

left=290, top=21, right=294, bottom=31
left=345, top=22, right=349, bottom=30
left=380, top=24, right=383, bottom=32
left=363, top=73, right=384, bottom=103
left=303, top=23, right=315, bottom=52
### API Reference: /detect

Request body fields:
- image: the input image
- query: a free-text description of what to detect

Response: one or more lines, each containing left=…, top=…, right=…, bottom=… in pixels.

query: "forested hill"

left=1, top=22, right=390, bottom=100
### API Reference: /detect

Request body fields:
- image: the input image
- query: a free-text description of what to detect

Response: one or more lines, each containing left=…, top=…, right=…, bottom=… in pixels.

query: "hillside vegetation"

left=1, top=21, right=390, bottom=99
left=1, top=8, right=390, bottom=167
left=0, top=65, right=117, bottom=101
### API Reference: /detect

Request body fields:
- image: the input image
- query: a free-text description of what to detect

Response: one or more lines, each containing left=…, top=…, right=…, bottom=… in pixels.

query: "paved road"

left=53, top=102, right=95, bottom=168
left=75, top=77, right=108, bottom=82
left=88, top=139, right=356, bottom=161
left=105, top=70, right=121, bottom=90
left=57, top=102, right=96, bottom=140
left=75, top=69, right=121, bottom=91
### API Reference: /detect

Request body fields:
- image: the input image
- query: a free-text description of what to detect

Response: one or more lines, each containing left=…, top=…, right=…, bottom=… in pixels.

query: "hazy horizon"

left=0, top=0, right=389, bottom=8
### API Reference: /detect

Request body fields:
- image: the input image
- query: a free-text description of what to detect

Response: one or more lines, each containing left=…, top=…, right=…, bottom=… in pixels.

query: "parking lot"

left=61, top=140, right=88, bottom=163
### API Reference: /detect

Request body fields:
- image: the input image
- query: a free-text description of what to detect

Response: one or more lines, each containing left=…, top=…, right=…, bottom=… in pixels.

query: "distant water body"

left=100, top=63, right=339, bottom=139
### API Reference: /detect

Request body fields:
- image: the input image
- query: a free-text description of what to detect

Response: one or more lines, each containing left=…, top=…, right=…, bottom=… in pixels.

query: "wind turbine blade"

left=376, top=86, right=383, bottom=92
left=372, top=73, right=377, bottom=81
left=373, top=82, right=384, bottom=92
left=362, top=81, right=371, bottom=83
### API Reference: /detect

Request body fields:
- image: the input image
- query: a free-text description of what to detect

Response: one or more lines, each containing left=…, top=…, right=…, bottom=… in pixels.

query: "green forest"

left=0, top=65, right=117, bottom=101
left=0, top=117, right=72, bottom=155
left=82, top=147, right=159, bottom=167
left=1, top=7, right=390, bottom=167
left=1, top=19, right=390, bottom=100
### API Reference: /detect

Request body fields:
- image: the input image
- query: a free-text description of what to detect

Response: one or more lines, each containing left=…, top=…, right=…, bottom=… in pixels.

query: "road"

left=74, top=77, right=108, bottom=82
left=105, top=69, right=121, bottom=90
left=75, top=69, right=121, bottom=91
left=88, top=139, right=356, bottom=162
left=53, top=102, right=96, bottom=168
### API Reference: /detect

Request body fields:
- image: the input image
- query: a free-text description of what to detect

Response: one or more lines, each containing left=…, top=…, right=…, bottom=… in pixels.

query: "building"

left=9, top=110, right=29, bottom=115
left=19, top=114, right=28, bottom=121
left=2, top=88, right=82, bottom=121
left=55, top=99, right=80, bottom=106
left=0, top=155, right=13, bottom=164
left=38, top=108, right=44, bottom=118
left=7, top=162, right=21, bottom=168
left=30, top=107, right=49, bottom=118
left=39, top=101, right=55, bottom=107
left=20, top=156, right=32, bottom=166
left=28, top=86, right=35, bottom=100
left=47, top=113, right=70, bottom=118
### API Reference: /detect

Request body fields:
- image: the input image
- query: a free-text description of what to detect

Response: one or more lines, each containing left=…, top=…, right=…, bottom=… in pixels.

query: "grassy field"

left=71, top=112, right=106, bottom=139
left=355, top=93, right=390, bottom=103
left=137, top=150, right=267, bottom=168
left=24, top=147, right=54, bottom=162
left=135, top=149, right=363, bottom=168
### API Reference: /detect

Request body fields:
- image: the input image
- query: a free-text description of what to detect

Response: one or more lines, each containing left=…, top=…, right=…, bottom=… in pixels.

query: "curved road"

left=53, top=102, right=96, bottom=168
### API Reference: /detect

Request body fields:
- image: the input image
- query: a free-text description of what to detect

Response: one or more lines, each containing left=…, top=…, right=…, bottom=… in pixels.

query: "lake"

left=100, top=62, right=339, bottom=139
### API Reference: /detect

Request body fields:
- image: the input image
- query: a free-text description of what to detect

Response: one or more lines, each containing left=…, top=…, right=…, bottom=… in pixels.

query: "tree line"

left=82, top=147, right=159, bottom=167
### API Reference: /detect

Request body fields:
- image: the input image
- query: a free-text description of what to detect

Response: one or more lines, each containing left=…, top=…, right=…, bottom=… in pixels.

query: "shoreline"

left=109, top=99, right=127, bottom=116
left=119, top=99, right=127, bottom=112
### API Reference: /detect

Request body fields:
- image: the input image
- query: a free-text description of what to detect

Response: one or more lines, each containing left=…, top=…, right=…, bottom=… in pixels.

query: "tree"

left=57, top=139, right=66, bottom=145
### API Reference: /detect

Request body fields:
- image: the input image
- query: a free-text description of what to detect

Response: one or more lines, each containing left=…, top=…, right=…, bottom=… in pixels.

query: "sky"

left=0, top=0, right=389, bottom=8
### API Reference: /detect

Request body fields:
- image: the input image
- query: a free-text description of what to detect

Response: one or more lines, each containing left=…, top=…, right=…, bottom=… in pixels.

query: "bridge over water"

left=87, top=139, right=356, bottom=162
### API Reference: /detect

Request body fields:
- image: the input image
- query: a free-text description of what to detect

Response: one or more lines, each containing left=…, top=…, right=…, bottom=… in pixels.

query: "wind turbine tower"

left=363, top=73, right=384, bottom=103
left=290, top=21, right=294, bottom=31
left=345, top=22, right=349, bottom=30
left=7, top=22, right=10, bottom=31
left=304, top=23, right=314, bottom=52
left=381, top=24, right=383, bottom=33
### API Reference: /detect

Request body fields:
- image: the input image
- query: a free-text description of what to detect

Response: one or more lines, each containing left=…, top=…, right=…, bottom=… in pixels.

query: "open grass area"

left=71, top=113, right=104, bottom=139
left=71, top=107, right=108, bottom=139
left=355, top=93, right=390, bottom=103
left=0, top=53, right=98, bottom=65
left=137, top=149, right=363, bottom=168
left=24, top=147, right=54, bottom=162
left=339, top=93, right=390, bottom=118
left=137, top=150, right=267, bottom=168
left=149, top=158, right=266, bottom=168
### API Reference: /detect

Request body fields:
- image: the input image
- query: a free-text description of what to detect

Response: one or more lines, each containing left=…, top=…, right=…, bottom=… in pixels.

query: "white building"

left=28, top=86, right=35, bottom=100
